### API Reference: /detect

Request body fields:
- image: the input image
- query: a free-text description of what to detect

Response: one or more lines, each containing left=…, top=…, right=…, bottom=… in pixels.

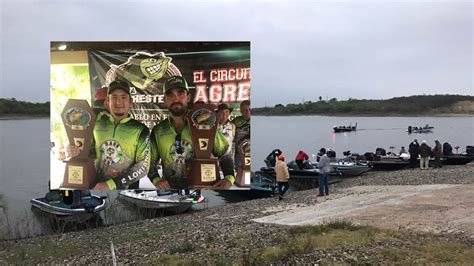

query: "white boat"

left=118, top=190, right=197, bottom=214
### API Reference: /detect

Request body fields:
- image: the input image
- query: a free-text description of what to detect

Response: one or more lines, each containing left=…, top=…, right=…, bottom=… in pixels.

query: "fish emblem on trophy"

left=187, top=102, right=220, bottom=188
left=61, top=99, right=97, bottom=189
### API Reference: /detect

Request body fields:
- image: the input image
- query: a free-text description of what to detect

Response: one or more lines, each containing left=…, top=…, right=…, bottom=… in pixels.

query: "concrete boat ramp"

left=254, top=184, right=474, bottom=239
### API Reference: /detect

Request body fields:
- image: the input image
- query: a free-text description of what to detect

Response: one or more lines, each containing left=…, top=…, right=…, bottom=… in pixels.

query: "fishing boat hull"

left=370, top=160, right=409, bottom=171
left=118, top=190, right=193, bottom=213
left=31, top=193, right=106, bottom=216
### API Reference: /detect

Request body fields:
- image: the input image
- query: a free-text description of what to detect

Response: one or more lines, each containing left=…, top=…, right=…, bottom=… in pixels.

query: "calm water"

left=251, top=116, right=474, bottom=171
left=1, top=116, right=473, bottom=239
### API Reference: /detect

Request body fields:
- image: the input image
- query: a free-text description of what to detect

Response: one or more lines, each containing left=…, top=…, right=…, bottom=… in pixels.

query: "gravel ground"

left=0, top=163, right=473, bottom=264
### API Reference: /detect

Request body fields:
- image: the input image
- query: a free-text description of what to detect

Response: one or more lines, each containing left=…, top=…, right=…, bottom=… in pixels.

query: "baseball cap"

left=163, top=76, right=189, bottom=93
left=108, top=80, right=130, bottom=95
left=216, top=103, right=234, bottom=113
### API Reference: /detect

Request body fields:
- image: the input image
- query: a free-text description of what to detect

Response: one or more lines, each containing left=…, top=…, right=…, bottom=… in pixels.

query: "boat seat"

left=45, top=191, right=61, bottom=202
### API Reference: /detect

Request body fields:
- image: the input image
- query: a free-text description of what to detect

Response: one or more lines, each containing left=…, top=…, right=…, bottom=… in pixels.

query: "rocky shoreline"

left=1, top=163, right=473, bottom=264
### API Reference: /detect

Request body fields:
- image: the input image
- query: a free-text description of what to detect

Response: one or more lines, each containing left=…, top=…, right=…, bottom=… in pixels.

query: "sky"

left=0, top=0, right=472, bottom=107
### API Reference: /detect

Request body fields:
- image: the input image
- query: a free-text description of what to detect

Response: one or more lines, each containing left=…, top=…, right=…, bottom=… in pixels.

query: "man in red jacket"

left=295, top=150, right=309, bottom=170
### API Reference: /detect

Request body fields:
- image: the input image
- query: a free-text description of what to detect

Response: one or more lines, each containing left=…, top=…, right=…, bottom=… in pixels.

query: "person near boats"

left=408, top=139, right=420, bottom=169
left=232, top=100, right=251, bottom=171
left=148, top=76, right=235, bottom=190
left=67, top=80, right=150, bottom=190
left=433, top=140, right=443, bottom=168
left=419, top=140, right=431, bottom=170
left=295, top=150, right=309, bottom=170
left=317, top=148, right=331, bottom=196
left=275, top=154, right=290, bottom=200
left=216, top=103, right=235, bottom=156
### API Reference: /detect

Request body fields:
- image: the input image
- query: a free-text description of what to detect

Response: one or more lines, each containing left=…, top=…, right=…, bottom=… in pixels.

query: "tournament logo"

left=100, top=140, right=124, bottom=166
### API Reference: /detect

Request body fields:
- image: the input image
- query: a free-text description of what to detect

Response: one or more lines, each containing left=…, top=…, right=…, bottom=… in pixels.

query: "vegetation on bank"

left=2, top=220, right=473, bottom=264
left=0, top=98, right=49, bottom=117
left=253, top=95, right=474, bottom=116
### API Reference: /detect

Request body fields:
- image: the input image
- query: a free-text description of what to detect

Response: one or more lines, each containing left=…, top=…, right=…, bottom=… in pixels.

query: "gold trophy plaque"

left=61, top=99, right=97, bottom=189
left=187, top=102, right=220, bottom=188
left=235, top=138, right=251, bottom=187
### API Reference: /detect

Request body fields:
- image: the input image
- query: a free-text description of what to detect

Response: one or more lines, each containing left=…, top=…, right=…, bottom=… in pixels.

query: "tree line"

left=253, top=95, right=474, bottom=116
left=0, top=98, right=50, bottom=116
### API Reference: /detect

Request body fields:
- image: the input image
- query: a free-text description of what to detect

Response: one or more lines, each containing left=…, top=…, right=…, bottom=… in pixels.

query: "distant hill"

left=253, top=95, right=474, bottom=116
left=0, top=98, right=50, bottom=117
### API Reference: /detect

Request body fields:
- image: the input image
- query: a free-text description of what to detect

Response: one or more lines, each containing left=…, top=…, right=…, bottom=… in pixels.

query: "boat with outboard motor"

left=31, top=190, right=107, bottom=216
left=333, top=123, right=357, bottom=133
left=407, top=124, right=434, bottom=134
left=217, top=172, right=277, bottom=199
left=118, top=189, right=200, bottom=213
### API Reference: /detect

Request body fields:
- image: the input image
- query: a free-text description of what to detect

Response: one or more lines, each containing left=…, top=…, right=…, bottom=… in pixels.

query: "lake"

left=0, top=116, right=473, bottom=239
left=251, top=116, right=474, bottom=170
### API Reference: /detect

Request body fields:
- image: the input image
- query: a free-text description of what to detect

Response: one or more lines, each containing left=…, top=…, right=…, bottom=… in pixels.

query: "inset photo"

left=50, top=41, right=251, bottom=191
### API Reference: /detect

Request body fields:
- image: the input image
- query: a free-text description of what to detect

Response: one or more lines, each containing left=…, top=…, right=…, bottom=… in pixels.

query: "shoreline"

left=1, top=163, right=473, bottom=264
left=0, top=115, right=49, bottom=120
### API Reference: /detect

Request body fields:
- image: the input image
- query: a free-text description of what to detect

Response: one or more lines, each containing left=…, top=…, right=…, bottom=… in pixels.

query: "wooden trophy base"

left=188, top=159, right=219, bottom=188
left=61, top=159, right=97, bottom=189
left=235, top=169, right=251, bottom=187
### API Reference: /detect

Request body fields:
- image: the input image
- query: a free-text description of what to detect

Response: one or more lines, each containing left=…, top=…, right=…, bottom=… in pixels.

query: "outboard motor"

left=265, top=149, right=282, bottom=167
left=327, top=150, right=336, bottom=158
left=375, top=148, right=386, bottom=156
left=443, top=142, right=453, bottom=156
left=466, top=145, right=474, bottom=156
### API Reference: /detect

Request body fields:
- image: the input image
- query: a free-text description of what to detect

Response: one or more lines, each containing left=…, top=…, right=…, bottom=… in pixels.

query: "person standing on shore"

left=216, top=103, right=235, bottom=156
left=317, top=148, right=331, bottom=196
left=419, top=140, right=431, bottom=170
left=408, top=139, right=420, bottom=169
left=275, top=154, right=290, bottom=200
left=433, top=140, right=443, bottom=168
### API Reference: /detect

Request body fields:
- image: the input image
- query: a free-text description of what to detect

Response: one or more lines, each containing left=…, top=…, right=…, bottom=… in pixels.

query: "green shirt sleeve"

left=148, top=126, right=162, bottom=185
left=110, top=127, right=150, bottom=189
left=213, top=131, right=235, bottom=184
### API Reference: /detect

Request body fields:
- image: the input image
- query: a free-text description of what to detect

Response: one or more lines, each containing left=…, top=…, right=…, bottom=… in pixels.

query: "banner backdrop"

left=88, top=44, right=250, bottom=129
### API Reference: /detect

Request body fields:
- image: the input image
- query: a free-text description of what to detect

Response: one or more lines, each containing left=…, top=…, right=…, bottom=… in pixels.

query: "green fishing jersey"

left=148, top=117, right=234, bottom=186
left=91, top=111, right=150, bottom=189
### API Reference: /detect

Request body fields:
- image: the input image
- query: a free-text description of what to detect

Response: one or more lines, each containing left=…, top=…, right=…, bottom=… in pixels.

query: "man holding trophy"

left=67, top=80, right=150, bottom=190
left=148, top=76, right=235, bottom=190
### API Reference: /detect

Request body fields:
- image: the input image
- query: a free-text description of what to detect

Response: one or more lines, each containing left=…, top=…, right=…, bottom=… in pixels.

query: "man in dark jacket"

left=433, top=140, right=443, bottom=168
left=419, top=140, right=431, bottom=170
left=408, top=139, right=420, bottom=169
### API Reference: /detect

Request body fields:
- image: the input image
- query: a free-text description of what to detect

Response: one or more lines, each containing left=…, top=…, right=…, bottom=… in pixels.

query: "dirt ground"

left=254, top=184, right=474, bottom=239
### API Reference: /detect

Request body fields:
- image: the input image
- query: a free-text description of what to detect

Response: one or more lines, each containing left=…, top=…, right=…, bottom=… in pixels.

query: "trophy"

left=235, top=138, right=251, bottom=187
left=60, top=99, right=97, bottom=189
left=187, top=102, right=220, bottom=188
